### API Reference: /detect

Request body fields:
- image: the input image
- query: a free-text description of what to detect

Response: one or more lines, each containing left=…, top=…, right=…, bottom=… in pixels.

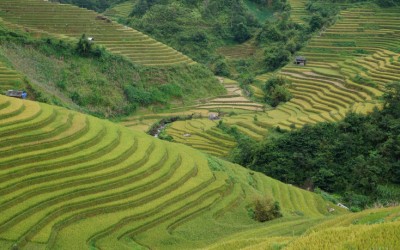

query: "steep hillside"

left=0, top=0, right=194, bottom=66
left=157, top=3, right=400, bottom=154
left=0, top=94, right=345, bottom=249
left=0, top=10, right=224, bottom=118
left=284, top=206, right=400, bottom=249
left=124, top=0, right=276, bottom=66
left=0, top=60, right=26, bottom=94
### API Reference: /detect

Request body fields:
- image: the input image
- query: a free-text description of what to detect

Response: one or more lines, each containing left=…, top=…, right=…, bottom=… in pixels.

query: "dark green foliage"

left=306, top=0, right=340, bottom=31
left=50, top=0, right=123, bottom=12
left=127, top=0, right=262, bottom=64
left=217, top=121, right=258, bottom=166
left=256, top=14, right=308, bottom=71
left=263, top=75, right=292, bottom=106
left=252, top=196, right=282, bottom=222
left=233, top=22, right=252, bottom=43
left=309, top=14, right=324, bottom=32
left=376, top=0, right=400, bottom=7
left=263, top=46, right=292, bottom=71
left=214, top=59, right=231, bottom=77
left=76, top=34, right=93, bottom=56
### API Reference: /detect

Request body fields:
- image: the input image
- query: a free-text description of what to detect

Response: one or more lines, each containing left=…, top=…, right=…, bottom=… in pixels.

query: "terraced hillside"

left=104, top=1, right=135, bottom=20
left=0, top=94, right=346, bottom=249
left=121, top=4, right=398, bottom=157
left=121, top=78, right=264, bottom=156
left=0, top=0, right=194, bottom=66
left=208, top=4, right=400, bottom=139
left=206, top=206, right=400, bottom=250
left=285, top=206, right=400, bottom=249
left=288, top=0, right=307, bottom=24
left=0, top=61, right=25, bottom=94
left=217, top=41, right=257, bottom=60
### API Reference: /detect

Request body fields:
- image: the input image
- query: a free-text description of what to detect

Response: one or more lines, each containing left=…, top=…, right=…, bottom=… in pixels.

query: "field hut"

left=6, top=90, right=27, bottom=99
left=294, top=56, right=307, bottom=66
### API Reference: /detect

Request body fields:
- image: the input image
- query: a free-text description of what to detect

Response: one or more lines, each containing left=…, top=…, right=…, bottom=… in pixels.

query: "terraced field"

left=207, top=206, right=400, bottom=250
left=217, top=41, right=257, bottom=60
left=0, top=94, right=347, bottom=249
left=288, top=0, right=307, bottom=24
left=220, top=4, right=398, bottom=138
left=121, top=78, right=264, bottom=156
left=0, top=61, right=24, bottom=94
left=121, top=4, right=399, bottom=156
left=104, top=1, right=135, bottom=20
left=284, top=206, right=400, bottom=249
left=0, top=0, right=194, bottom=66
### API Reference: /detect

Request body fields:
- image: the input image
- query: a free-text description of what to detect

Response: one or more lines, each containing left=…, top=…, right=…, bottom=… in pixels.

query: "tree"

left=309, top=14, right=324, bottom=32
left=76, top=34, right=92, bottom=56
left=253, top=196, right=282, bottom=222
left=214, top=59, right=230, bottom=77
left=263, top=75, right=292, bottom=106
left=264, top=46, right=291, bottom=71
left=232, top=22, right=251, bottom=43
left=383, top=82, right=400, bottom=117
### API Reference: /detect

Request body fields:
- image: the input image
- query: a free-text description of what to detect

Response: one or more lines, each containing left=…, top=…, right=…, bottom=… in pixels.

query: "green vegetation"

left=0, top=25, right=223, bottom=117
left=51, top=0, right=123, bottom=12
left=251, top=196, right=283, bottom=222
left=263, top=75, right=293, bottom=107
left=232, top=83, right=400, bottom=210
left=0, top=0, right=194, bottom=66
left=127, top=0, right=265, bottom=64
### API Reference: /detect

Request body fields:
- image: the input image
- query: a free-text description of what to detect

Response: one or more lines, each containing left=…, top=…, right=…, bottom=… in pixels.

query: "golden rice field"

left=0, top=94, right=351, bottom=249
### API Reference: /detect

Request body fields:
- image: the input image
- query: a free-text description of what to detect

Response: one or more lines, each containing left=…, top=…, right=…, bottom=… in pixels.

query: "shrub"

left=252, top=196, right=282, bottom=222
left=263, top=75, right=292, bottom=107
left=263, top=46, right=291, bottom=71
left=76, top=34, right=92, bottom=56
left=232, top=22, right=251, bottom=43
left=214, top=59, right=230, bottom=77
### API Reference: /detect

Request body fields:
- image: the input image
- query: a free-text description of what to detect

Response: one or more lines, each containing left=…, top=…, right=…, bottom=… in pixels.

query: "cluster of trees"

left=128, top=0, right=261, bottom=65
left=263, top=75, right=292, bottom=107
left=376, top=0, right=400, bottom=7
left=255, top=0, right=341, bottom=71
left=230, top=83, right=400, bottom=210
left=51, top=0, right=122, bottom=12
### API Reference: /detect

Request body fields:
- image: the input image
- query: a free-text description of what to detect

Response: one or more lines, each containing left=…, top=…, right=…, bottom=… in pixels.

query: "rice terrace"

left=0, top=0, right=400, bottom=249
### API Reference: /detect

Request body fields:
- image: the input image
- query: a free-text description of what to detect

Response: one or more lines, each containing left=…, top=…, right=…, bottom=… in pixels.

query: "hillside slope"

left=155, top=4, right=400, bottom=155
left=0, top=0, right=194, bottom=66
left=0, top=94, right=345, bottom=249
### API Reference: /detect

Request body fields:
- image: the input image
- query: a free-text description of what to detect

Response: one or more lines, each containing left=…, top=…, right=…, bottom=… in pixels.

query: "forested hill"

left=50, top=0, right=123, bottom=12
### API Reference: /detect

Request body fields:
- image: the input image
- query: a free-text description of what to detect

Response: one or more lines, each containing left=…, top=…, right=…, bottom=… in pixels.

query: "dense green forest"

left=128, top=0, right=270, bottom=64
left=0, top=25, right=223, bottom=118
left=229, top=83, right=400, bottom=210
left=51, top=0, right=123, bottom=12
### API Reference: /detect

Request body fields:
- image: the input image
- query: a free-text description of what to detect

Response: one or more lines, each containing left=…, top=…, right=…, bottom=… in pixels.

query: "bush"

left=76, top=34, right=91, bottom=55
left=264, top=46, right=291, bottom=71
left=214, top=59, right=230, bottom=77
left=252, top=196, right=282, bottom=222
left=232, top=22, right=251, bottom=43
left=263, top=75, right=292, bottom=107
